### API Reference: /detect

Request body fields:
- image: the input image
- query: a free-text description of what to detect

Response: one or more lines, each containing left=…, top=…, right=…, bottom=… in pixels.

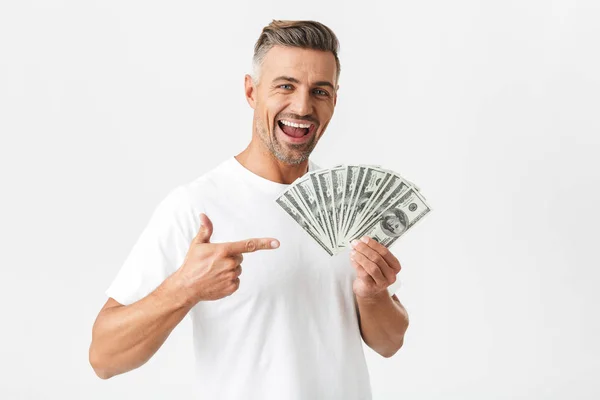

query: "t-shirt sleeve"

left=105, top=186, right=199, bottom=306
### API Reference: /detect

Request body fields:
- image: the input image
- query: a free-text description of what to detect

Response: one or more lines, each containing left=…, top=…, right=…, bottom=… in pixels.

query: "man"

left=89, top=20, right=409, bottom=399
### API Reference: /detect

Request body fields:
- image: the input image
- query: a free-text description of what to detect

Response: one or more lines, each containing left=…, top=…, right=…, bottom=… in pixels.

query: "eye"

left=313, top=89, right=329, bottom=97
left=279, top=84, right=293, bottom=90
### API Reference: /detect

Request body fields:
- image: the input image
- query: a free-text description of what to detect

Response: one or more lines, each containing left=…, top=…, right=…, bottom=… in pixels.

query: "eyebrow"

left=272, top=76, right=335, bottom=90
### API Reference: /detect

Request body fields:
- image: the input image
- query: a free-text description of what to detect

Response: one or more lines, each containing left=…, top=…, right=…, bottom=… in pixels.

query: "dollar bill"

left=276, top=195, right=333, bottom=255
left=293, top=175, right=335, bottom=250
left=330, top=166, right=346, bottom=243
left=281, top=190, right=329, bottom=244
left=346, top=174, right=412, bottom=239
left=310, top=171, right=338, bottom=251
left=339, top=165, right=366, bottom=244
left=275, top=164, right=431, bottom=255
left=348, top=188, right=431, bottom=247
left=347, top=167, right=391, bottom=239
left=342, top=166, right=382, bottom=244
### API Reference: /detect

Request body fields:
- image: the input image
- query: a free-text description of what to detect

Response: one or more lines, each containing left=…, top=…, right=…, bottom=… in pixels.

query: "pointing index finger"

left=226, top=238, right=280, bottom=254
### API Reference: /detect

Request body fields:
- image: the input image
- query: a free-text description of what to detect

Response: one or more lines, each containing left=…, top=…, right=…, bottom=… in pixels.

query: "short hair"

left=251, top=20, right=341, bottom=86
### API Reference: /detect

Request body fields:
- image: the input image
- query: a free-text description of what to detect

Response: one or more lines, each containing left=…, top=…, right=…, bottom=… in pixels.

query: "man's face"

left=245, top=45, right=338, bottom=165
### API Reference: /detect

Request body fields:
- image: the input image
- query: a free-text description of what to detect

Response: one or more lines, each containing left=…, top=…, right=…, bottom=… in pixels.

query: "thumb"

left=194, top=213, right=213, bottom=244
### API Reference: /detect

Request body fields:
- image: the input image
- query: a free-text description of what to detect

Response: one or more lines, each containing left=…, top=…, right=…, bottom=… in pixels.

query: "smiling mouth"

left=277, top=119, right=315, bottom=138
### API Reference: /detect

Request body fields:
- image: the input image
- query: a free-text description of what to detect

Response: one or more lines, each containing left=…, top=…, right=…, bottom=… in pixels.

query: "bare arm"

left=349, top=236, right=410, bottom=358
left=89, top=274, right=191, bottom=379
left=89, top=213, right=279, bottom=379
left=355, top=292, right=409, bottom=358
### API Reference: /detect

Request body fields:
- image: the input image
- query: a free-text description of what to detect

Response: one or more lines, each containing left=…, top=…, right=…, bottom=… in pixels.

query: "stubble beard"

left=256, top=116, right=318, bottom=166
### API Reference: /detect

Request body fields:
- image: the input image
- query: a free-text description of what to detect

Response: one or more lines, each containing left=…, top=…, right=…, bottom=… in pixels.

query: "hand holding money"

left=275, top=164, right=431, bottom=255
left=175, top=213, right=280, bottom=303
left=350, top=236, right=401, bottom=299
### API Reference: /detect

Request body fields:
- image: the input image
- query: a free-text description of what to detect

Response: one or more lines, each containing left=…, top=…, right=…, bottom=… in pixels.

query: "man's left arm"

left=350, top=237, right=409, bottom=358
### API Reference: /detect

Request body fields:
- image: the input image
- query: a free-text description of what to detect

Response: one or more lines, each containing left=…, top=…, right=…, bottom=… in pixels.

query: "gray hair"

left=251, top=20, right=341, bottom=86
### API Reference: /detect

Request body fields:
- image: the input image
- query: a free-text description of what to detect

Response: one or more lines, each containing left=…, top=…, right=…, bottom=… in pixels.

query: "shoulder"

left=161, top=157, right=235, bottom=214
left=183, top=158, right=235, bottom=201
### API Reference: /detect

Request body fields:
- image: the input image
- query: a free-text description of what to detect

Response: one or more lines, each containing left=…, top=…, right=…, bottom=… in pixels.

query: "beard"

left=256, top=116, right=318, bottom=165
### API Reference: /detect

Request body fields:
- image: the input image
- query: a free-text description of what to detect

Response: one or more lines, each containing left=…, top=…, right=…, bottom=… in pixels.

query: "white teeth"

left=280, top=119, right=311, bottom=129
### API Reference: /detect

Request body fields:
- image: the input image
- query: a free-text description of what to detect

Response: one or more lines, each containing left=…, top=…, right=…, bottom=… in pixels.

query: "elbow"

left=89, top=344, right=115, bottom=380
left=379, top=335, right=405, bottom=358
left=93, top=368, right=113, bottom=380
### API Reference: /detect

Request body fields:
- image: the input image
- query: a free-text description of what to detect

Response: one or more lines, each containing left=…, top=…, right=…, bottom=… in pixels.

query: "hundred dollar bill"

left=348, top=173, right=411, bottom=238
left=348, top=188, right=431, bottom=248
left=310, top=171, right=338, bottom=250
left=274, top=164, right=431, bottom=256
left=276, top=196, right=334, bottom=255
left=340, top=165, right=366, bottom=244
left=279, top=190, right=329, bottom=245
left=347, top=167, right=391, bottom=241
left=339, top=165, right=358, bottom=240
left=330, top=166, right=346, bottom=245
left=289, top=189, right=327, bottom=245
left=342, top=166, right=383, bottom=245
left=293, top=175, right=335, bottom=250
left=347, top=174, right=412, bottom=239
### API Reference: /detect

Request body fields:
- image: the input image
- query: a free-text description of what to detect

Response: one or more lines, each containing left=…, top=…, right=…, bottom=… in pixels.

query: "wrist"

left=159, top=270, right=198, bottom=310
left=355, top=289, right=390, bottom=305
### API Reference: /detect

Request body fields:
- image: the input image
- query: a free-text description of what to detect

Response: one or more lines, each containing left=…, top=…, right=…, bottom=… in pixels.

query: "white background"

left=1, top=1, right=599, bottom=399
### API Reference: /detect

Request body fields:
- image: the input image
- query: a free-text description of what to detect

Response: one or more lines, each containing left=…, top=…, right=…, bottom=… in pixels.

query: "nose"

left=289, top=90, right=313, bottom=117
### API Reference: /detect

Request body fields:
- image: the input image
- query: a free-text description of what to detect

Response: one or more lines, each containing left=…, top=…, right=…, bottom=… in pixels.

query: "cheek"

left=316, top=104, right=335, bottom=126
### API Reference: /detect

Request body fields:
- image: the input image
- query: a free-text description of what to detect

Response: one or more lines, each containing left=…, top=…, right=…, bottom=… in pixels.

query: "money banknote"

left=275, top=165, right=431, bottom=255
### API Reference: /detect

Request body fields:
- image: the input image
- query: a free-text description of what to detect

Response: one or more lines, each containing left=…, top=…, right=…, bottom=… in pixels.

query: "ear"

left=244, top=74, right=257, bottom=109
left=334, top=84, right=339, bottom=107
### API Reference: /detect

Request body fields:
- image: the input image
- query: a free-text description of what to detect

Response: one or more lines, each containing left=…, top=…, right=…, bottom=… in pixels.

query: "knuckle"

left=245, top=240, right=256, bottom=252
left=229, top=279, right=240, bottom=293
left=364, top=255, right=374, bottom=265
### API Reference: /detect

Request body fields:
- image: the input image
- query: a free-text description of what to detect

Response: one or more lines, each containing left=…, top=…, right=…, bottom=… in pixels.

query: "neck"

left=235, top=140, right=310, bottom=184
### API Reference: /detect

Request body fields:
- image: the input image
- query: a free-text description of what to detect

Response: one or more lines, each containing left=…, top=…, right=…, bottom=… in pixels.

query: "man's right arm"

left=89, top=213, right=280, bottom=380
left=88, top=273, right=192, bottom=380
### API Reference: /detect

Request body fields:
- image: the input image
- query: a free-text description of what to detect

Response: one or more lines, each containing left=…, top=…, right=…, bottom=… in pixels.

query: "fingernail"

left=350, top=250, right=356, bottom=258
left=350, top=240, right=359, bottom=248
left=270, top=240, right=280, bottom=248
left=360, top=236, right=369, bottom=244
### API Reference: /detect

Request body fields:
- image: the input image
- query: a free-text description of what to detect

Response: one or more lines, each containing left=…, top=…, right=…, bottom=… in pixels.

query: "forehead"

left=261, top=45, right=337, bottom=83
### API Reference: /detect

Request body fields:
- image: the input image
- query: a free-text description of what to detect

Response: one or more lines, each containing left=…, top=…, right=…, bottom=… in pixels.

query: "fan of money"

left=275, top=165, right=431, bottom=256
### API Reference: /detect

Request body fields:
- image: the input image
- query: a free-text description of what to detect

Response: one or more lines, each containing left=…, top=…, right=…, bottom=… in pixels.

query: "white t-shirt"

left=105, top=157, right=402, bottom=400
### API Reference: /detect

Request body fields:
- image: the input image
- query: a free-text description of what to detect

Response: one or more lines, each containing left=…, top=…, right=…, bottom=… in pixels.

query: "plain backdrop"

left=1, top=1, right=599, bottom=399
